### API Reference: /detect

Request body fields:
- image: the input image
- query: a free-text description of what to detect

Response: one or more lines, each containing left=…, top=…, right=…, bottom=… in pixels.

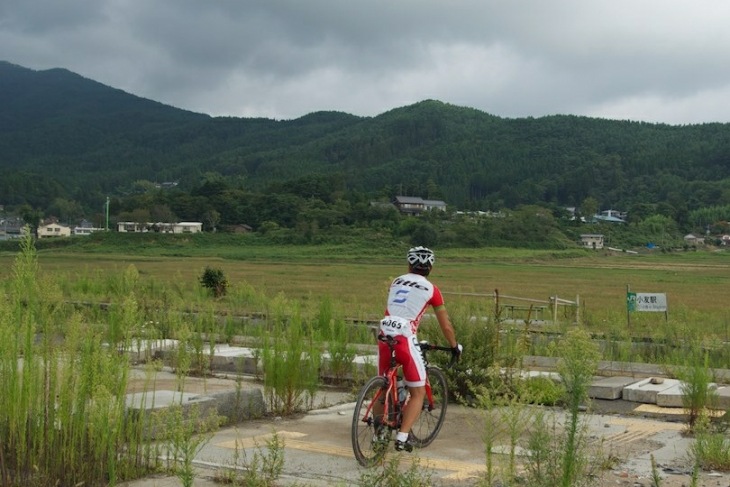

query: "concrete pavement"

left=118, top=395, right=730, bottom=486
left=116, top=341, right=730, bottom=486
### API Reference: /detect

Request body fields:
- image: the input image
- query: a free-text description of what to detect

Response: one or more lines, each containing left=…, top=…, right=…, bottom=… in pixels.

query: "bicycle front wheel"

left=351, top=375, right=391, bottom=467
left=409, top=366, right=448, bottom=447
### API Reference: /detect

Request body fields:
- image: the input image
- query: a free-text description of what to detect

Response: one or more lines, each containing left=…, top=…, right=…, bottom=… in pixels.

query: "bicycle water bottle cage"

left=397, top=378, right=407, bottom=404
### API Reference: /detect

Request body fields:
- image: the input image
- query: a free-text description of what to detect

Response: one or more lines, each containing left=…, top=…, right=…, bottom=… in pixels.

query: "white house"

left=684, top=233, right=705, bottom=245
left=580, top=234, right=604, bottom=250
left=117, top=222, right=203, bottom=234
left=38, top=222, right=71, bottom=238
left=172, top=222, right=203, bottom=234
left=73, top=226, right=104, bottom=236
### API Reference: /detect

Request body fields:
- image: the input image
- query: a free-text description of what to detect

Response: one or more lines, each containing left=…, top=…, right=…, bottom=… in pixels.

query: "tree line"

left=8, top=171, right=729, bottom=252
left=2, top=62, right=730, bottom=248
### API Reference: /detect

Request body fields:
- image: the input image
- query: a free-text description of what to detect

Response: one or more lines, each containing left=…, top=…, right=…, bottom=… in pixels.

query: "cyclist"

left=378, top=246, right=462, bottom=452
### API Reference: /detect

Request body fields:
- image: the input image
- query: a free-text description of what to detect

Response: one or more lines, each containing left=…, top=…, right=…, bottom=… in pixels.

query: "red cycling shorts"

left=377, top=334, right=427, bottom=387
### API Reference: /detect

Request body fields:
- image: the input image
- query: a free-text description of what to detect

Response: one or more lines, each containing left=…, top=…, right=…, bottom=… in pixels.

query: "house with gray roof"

left=392, top=196, right=447, bottom=215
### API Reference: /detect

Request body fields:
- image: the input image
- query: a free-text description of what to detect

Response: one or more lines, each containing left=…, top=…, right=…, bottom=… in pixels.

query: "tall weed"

left=674, top=349, right=717, bottom=431
left=215, top=430, right=285, bottom=487
left=552, top=328, right=601, bottom=487
left=163, top=404, right=222, bottom=487
left=0, top=234, right=155, bottom=486
left=261, top=309, right=321, bottom=415
left=691, top=415, right=730, bottom=471
left=358, top=454, right=434, bottom=487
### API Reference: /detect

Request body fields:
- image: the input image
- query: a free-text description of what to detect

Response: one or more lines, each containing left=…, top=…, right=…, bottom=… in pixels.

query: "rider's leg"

left=398, top=384, right=425, bottom=439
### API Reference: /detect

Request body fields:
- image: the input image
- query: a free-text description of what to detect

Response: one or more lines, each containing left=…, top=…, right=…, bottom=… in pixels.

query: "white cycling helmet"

left=407, top=246, right=435, bottom=268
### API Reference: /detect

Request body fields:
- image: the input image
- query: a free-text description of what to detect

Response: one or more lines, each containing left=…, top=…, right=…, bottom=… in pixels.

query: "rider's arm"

left=433, top=306, right=457, bottom=348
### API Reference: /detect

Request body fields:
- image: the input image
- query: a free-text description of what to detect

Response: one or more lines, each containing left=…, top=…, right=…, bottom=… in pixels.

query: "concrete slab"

left=125, top=390, right=214, bottom=411
left=622, top=378, right=679, bottom=404
left=207, top=344, right=259, bottom=374
left=714, top=386, right=730, bottom=410
left=351, top=354, right=377, bottom=366
left=350, top=353, right=377, bottom=376
left=521, top=370, right=562, bottom=381
left=595, top=360, right=666, bottom=378
left=125, top=390, right=220, bottom=440
left=589, top=376, right=642, bottom=400
left=125, top=367, right=266, bottom=427
left=656, top=382, right=717, bottom=408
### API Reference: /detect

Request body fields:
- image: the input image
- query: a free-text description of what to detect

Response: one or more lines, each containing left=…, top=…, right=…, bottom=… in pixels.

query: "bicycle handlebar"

left=419, top=341, right=460, bottom=368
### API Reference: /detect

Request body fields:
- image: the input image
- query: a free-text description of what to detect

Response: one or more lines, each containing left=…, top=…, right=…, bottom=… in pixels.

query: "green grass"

left=1, top=236, right=728, bottom=335
left=1, top=234, right=729, bottom=484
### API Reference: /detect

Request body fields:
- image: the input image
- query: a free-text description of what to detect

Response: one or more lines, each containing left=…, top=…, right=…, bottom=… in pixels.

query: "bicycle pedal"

left=394, top=439, right=413, bottom=452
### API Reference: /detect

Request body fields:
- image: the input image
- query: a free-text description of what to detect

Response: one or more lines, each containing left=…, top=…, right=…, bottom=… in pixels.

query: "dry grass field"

left=1, top=245, right=727, bottom=335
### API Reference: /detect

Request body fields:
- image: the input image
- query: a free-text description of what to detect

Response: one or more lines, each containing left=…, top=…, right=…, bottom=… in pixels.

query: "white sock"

left=396, top=432, right=409, bottom=443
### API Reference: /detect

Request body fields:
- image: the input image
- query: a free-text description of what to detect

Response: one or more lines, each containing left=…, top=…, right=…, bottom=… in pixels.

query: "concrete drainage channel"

left=120, top=341, right=730, bottom=426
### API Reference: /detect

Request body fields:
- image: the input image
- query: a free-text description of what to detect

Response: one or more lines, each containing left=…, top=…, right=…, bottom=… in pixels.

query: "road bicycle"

left=351, top=334, right=456, bottom=467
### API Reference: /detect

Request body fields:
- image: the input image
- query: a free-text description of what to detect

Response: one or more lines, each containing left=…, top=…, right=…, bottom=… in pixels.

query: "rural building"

left=592, top=209, right=626, bottom=224
left=117, top=222, right=203, bottom=234
left=0, top=217, right=26, bottom=240
left=38, top=222, right=72, bottom=238
left=683, top=233, right=705, bottom=245
left=73, top=226, right=103, bottom=235
left=392, top=196, right=447, bottom=215
left=72, top=218, right=104, bottom=235
left=580, top=234, right=604, bottom=249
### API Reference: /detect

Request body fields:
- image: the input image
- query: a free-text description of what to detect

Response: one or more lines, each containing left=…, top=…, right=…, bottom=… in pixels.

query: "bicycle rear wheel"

left=351, top=376, right=392, bottom=466
left=409, top=366, right=448, bottom=447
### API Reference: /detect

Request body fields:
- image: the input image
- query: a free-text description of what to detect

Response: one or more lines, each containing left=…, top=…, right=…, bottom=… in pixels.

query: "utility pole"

left=105, top=197, right=110, bottom=231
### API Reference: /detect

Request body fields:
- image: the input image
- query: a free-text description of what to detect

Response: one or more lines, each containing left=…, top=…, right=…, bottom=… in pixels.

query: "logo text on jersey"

left=392, top=278, right=429, bottom=291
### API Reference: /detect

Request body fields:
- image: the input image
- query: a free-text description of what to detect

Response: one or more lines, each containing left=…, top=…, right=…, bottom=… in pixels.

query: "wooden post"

left=552, top=295, right=558, bottom=324
left=494, top=288, right=500, bottom=320
left=575, top=294, right=580, bottom=325
left=494, top=289, right=500, bottom=354
left=626, top=284, right=631, bottom=330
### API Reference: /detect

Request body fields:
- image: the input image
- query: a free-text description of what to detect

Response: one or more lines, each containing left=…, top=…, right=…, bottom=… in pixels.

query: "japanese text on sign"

left=627, top=292, right=667, bottom=312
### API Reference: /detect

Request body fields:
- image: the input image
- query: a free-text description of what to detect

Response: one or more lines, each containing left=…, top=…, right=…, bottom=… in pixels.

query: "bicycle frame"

left=351, top=334, right=454, bottom=466
left=365, top=335, right=437, bottom=429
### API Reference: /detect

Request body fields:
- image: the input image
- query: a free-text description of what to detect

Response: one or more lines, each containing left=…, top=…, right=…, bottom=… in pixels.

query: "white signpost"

left=626, top=286, right=668, bottom=327
left=629, top=293, right=668, bottom=312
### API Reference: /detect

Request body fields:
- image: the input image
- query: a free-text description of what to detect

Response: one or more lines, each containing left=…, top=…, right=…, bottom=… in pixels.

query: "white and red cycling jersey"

left=378, top=272, right=445, bottom=387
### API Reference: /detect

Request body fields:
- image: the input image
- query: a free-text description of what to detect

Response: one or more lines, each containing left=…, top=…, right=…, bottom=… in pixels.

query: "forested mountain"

left=2, top=61, right=730, bottom=237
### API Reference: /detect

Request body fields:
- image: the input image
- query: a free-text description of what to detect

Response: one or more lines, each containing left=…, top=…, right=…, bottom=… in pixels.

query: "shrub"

left=199, top=266, right=228, bottom=297
left=675, top=350, right=717, bottom=431
left=520, top=376, right=566, bottom=406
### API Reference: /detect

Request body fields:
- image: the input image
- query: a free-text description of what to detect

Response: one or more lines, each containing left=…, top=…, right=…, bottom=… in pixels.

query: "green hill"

left=1, top=61, right=730, bottom=220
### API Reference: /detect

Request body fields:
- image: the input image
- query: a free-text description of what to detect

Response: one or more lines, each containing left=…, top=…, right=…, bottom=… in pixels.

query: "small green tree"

left=676, top=350, right=717, bottom=431
left=580, top=197, right=599, bottom=221
left=556, top=328, right=600, bottom=487
left=199, top=266, right=228, bottom=297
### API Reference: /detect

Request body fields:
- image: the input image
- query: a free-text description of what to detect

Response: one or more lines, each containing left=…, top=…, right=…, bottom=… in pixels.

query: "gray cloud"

left=2, top=0, right=730, bottom=124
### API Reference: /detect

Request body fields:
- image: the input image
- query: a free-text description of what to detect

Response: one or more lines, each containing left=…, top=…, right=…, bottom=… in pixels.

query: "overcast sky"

left=3, top=0, right=730, bottom=125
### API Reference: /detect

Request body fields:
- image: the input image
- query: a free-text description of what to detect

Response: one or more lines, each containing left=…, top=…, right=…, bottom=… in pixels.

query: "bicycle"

left=351, top=334, right=456, bottom=467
